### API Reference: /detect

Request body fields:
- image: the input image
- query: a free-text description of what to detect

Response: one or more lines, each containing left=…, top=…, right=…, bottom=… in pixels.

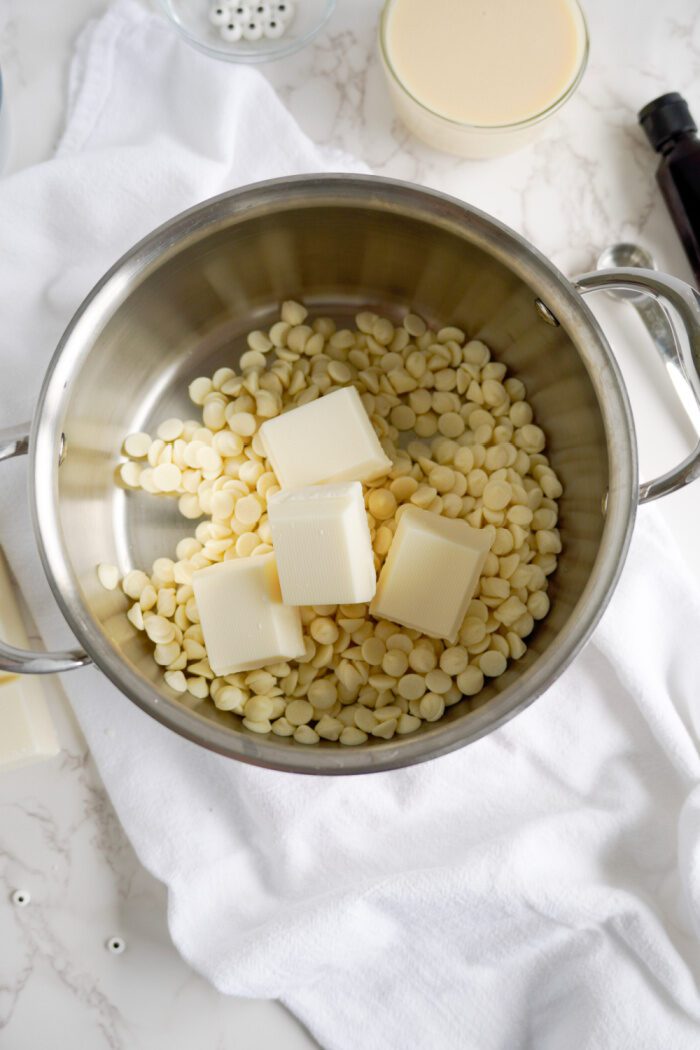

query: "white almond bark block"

left=192, top=553, right=305, bottom=675
left=0, top=548, right=60, bottom=771
left=370, top=506, right=491, bottom=643
left=268, top=482, right=376, bottom=606
left=259, top=386, right=391, bottom=490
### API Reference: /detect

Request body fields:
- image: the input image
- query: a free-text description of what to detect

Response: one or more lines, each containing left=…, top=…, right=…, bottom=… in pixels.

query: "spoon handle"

left=633, top=296, right=700, bottom=432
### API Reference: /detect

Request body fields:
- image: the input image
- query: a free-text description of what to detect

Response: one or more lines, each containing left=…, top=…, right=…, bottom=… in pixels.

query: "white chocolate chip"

left=153, top=463, right=182, bottom=492
left=123, top=432, right=152, bottom=458
left=97, top=563, right=119, bottom=591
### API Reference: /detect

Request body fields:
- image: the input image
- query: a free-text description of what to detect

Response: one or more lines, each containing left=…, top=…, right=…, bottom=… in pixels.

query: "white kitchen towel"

left=1, top=2, right=700, bottom=1048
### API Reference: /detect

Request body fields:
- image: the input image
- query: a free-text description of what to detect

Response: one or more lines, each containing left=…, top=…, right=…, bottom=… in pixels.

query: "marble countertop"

left=1, top=0, right=699, bottom=1046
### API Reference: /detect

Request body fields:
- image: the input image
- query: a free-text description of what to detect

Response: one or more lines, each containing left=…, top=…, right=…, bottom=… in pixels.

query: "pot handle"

left=0, top=424, right=90, bottom=675
left=574, top=267, right=700, bottom=503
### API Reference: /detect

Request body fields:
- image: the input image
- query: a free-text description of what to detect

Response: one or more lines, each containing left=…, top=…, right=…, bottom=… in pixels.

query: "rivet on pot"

left=534, top=299, right=560, bottom=327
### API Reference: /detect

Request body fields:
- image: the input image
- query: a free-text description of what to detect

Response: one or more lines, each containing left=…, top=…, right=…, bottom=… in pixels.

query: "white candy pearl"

left=263, top=17, right=285, bottom=37
left=274, top=0, right=294, bottom=19
left=209, top=4, right=231, bottom=26
left=252, top=1, right=271, bottom=17
left=220, top=20, right=243, bottom=41
left=242, top=19, right=263, bottom=39
left=230, top=3, right=251, bottom=21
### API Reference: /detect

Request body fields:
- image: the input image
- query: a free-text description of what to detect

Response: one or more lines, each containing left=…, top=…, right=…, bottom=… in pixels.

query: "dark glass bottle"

left=639, top=92, right=700, bottom=286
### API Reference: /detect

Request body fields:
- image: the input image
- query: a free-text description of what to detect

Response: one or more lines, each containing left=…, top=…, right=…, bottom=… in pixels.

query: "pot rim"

left=29, top=174, right=638, bottom=775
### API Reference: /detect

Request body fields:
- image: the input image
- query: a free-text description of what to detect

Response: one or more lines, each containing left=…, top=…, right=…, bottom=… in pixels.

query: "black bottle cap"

left=639, top=92, right=697, bottom=152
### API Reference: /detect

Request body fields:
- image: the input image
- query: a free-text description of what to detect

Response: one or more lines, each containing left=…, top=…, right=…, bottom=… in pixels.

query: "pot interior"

left=40, top=180, right=632, bottom=772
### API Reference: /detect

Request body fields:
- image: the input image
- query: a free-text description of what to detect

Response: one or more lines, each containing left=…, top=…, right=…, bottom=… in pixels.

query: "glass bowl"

left=160, top=0, right=336, bottom=63
left=379, top=0, right=589, bottom=159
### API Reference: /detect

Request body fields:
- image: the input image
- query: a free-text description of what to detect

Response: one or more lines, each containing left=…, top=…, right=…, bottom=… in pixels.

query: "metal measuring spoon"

left=597, top=242, right=700, bottom=433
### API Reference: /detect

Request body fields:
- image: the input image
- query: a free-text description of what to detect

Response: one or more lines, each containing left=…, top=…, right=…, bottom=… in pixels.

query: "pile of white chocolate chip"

left=98, top=302, right=563, bottom=746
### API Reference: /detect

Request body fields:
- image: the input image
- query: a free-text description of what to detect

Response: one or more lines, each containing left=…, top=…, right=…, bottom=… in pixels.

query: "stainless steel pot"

left=2, top=176, right=700, bottom=774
